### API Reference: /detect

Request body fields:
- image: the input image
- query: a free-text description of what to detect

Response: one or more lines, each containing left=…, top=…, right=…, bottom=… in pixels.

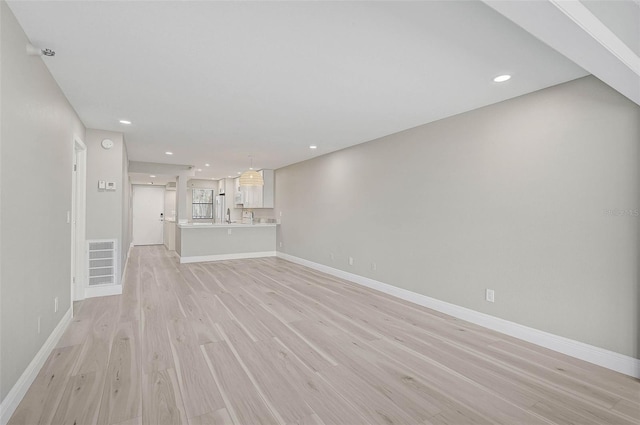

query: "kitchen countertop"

left=177, top=222, right=277, bottom=229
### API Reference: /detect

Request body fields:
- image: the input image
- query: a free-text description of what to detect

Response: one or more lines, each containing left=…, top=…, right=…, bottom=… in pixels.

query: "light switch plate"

left=106, top=182, right=116, bottom=190
left=486, top=289, right=495, bottom=303
left=98, top=180, right=106, bottom=189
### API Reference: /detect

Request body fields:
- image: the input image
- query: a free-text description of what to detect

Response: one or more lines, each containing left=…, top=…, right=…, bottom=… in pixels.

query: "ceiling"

left=7, top=1, right=636, bottom=182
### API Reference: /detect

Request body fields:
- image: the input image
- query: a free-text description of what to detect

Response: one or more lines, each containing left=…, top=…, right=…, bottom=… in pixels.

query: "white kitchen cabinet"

left=235, top=170, right=274, bottom=208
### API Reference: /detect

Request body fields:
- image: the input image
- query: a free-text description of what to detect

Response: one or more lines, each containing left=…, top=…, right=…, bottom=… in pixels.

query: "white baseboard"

left=0, top=308, right=72, bottom=425
left=84, top=284, right=122, bottom=298
left=180, top=251, right=276, bottom=264
left=277, top=252, right=640, bottom=378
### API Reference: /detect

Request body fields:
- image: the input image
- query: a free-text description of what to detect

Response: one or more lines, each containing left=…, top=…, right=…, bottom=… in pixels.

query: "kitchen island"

left=176, top=222, right=277, bottom=263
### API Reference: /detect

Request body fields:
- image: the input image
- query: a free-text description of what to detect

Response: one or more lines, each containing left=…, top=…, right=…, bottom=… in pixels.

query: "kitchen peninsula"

left=176, top=222, right=277, bottom=263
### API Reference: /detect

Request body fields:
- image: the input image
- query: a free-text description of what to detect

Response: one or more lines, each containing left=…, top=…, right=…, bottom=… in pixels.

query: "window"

left=192, top=189, right=214, bottom=219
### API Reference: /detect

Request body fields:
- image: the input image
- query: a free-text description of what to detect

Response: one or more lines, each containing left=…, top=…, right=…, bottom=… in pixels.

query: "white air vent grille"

left=87, top=239, right=118, bottom=286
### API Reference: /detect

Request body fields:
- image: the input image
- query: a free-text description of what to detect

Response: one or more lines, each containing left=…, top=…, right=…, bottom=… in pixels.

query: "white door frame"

left=71, top=136, right=87, bottom=306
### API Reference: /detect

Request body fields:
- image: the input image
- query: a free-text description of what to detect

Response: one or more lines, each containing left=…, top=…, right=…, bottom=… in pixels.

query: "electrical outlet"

left=279, top=241, right=283, bottom=248
left=54, top=297, right=59, bottom=313
left=37, top=316, right=41, bottom=334
left=371, top=262, right=377, bottom=271
left=486, top=289, right=495, bottom=303
left=348, top=257, right=354, bottom=266
left=227, top=228, right=232, bottom=235
left=330, top=253, right=334, bottom=261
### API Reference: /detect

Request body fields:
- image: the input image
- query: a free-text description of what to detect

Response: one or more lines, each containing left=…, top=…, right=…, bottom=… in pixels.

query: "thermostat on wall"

left=106, top=182, right=116, bottom=190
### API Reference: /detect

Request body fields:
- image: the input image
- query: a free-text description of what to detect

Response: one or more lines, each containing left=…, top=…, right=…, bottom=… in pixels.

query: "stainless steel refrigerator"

left=215, top=194, right=226, bottom=223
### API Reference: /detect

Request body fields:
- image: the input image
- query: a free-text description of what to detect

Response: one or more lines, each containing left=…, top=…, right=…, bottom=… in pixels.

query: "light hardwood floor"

left=9, top=245, right=640, bottom=425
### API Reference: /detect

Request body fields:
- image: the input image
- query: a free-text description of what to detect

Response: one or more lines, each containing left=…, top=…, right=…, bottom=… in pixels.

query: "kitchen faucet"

left=226, top=208, right=231, bottom=224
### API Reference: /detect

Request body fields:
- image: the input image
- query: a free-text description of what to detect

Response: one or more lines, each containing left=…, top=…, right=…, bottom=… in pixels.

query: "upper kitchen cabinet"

left=235, top=169, right=274, bottom=208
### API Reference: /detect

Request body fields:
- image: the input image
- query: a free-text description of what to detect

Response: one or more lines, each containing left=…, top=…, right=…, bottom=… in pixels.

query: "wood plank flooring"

left=9, top=245, right=640, bottom=425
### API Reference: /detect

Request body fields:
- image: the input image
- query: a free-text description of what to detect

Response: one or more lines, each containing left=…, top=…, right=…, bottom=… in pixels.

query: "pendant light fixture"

left=239, top=155, right=264, bottom=187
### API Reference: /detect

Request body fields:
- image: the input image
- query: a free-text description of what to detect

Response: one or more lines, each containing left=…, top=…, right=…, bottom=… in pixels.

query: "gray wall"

left=122, top=141, right=131, bottom=274
left=85, top=129, right=130, bottom=283
left=0, top=1, right=86, bottom=401
left=275, top=76, right=640, bottom=359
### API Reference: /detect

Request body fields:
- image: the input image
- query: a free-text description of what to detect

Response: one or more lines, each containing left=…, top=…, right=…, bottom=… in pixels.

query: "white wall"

left=275, top=76, right=640, bottom=359
left=0, top=0, right=86, bottom=402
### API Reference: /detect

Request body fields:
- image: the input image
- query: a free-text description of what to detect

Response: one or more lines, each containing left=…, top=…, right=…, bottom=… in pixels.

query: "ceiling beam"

left=483, top=0, right=640, bottom=105
left=129, top=161, right=194, bottom=175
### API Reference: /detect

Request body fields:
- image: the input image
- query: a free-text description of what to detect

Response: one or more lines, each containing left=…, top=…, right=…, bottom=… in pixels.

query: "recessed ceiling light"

left=197, top=168, right=202, bottom=172
left=165, top=151, right=173, bottom=155
left=150, top=175, right=156, bottom=178
left=237, top=172, right=241, bottom=175
left=228, top=175, right=233, bottom=178
left=205, top=163, right=210, bottom=167
left=309, top=145, right=317, bottom=149
left=493, top=74, right=511, bottom=83
left=119, top=120, right=132, bottom=125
